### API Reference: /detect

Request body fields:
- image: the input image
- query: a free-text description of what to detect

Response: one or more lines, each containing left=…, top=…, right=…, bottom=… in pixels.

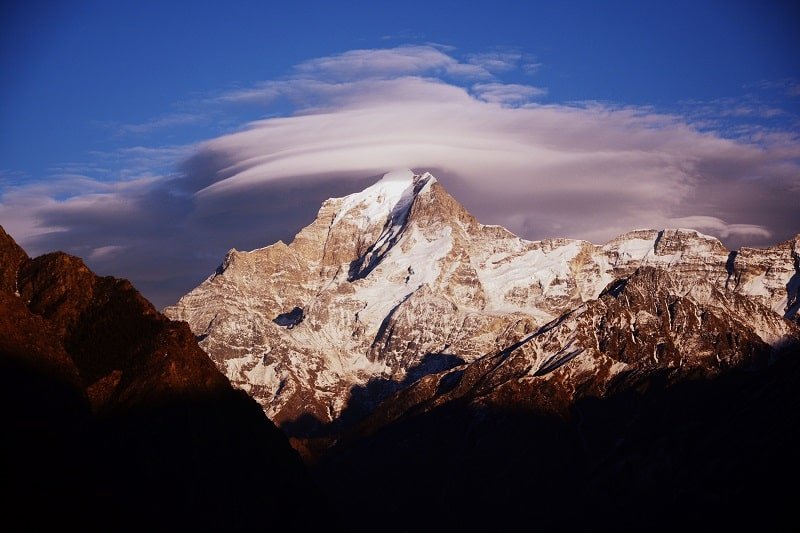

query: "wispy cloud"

left=747, top=78, right=800, bottom=97
left=87, top=244, right=127, bottom=261
left=88, top=144, right=195, bottom=177
left=522, top=62, right=543, bottom=75
left=465, top=47, right=543, bottom=77
left=465, top=50, right=522, bottom=73
left=0, top=169, right=30, bottom=187
left=214, top=83, right=283, bottom=105
left=678, top=91, right=799, bottom=144
left=380, top=30, right=425, bottom=42
left=668, top=216, right=772, bottom=239
left=472, top=82, right=546, bottom=105
left=209, top=44, right=505, bottom=107
left=293, top=45, right=492, bottom=81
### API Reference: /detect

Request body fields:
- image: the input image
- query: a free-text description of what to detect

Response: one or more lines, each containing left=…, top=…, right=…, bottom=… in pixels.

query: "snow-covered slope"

left=165, top=170, right=800, bottom=433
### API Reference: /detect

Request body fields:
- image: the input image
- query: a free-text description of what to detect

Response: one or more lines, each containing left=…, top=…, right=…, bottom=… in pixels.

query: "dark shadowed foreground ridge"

left=0, top=225, right=331, bottom=531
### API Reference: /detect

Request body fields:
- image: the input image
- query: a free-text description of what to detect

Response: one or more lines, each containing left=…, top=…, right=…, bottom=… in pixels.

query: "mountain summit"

left=166, top=170, right=800, bottom=435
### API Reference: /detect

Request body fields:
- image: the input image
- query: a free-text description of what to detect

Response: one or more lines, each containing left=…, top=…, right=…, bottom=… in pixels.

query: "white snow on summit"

left=165, top=170, right=800, bottom=429
left=332, top=168, right=429, bottom=227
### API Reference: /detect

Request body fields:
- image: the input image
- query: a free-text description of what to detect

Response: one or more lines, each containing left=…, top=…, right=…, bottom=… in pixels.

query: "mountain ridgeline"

left=167, top=169, right=800, bottom=529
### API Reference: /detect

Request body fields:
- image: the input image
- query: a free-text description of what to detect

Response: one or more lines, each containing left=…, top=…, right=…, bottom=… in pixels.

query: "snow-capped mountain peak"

left=331, top=169, right=434, bottom=228
left=165, top=171, right=800, bottom=434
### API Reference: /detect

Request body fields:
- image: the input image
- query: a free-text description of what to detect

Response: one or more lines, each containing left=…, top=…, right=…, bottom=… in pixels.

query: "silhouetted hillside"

left=0, top=226, right=332, bottom=531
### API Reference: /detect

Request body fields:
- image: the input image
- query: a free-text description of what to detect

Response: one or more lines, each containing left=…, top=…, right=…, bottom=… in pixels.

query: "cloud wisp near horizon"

left=1, top=44, right=799, bottom=308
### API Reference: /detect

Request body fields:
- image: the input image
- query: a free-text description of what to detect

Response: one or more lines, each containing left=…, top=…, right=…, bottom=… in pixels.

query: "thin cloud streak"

left=465, top=50, right=522, bottom=73
left=668, top=216, right=772, bottom=240
left=293, top=45, right=492, bottom=80
left=472, top=82, right=547, bottom=105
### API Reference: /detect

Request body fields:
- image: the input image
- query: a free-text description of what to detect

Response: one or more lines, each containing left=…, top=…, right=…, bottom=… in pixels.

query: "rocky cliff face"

left=0, top=226, right=329, bottom=530
left=167, top=170, right=800, bottom=439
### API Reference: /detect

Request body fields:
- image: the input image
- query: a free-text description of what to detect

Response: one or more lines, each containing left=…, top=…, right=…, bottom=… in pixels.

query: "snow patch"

left=355, top=225, right=453, bottom=327
left=332, top=169, right=418, bottom=227
left=741, top=274, right=770, bottom=298
left=478, top=240, right=584, bottom=315
left=606, top=238, right=655, bottom=264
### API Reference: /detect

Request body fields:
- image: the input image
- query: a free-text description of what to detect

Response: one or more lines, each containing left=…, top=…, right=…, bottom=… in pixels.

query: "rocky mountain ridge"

left=166, top=169, right=800, bottom=437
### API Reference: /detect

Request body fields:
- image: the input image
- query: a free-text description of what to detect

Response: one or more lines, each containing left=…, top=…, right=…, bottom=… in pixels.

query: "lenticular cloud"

left=191, top=57, right=798, bottom=247
left=1, top=45, right=798, bottom=308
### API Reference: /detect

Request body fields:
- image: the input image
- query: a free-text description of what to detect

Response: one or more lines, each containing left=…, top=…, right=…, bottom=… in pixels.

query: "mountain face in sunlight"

left=164, top=169, right=800, bottom=530
left=167, top=169, right=799, bottom=434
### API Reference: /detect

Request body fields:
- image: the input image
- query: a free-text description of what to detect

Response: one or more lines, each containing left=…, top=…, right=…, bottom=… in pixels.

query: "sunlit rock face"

left=166, top=170, right=800, bottom=434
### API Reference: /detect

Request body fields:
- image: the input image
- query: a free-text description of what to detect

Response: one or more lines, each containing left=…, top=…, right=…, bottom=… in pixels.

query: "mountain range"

left=166, top=169, right=799, bottom=433
left=4, top=169, right=799, bottom=530
left=166, top=169, right=800, bottom=529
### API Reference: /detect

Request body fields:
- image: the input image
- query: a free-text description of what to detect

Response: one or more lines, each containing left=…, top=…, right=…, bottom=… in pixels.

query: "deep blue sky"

left=1, top=0, right=799, bottom=308
left=2, top=0, right=798, bottom=179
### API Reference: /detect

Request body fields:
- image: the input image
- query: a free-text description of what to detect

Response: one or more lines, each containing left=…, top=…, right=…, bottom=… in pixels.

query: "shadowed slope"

left=0, top=226, right=332, bottom=531
left=313, top=341, right=800, bottom=532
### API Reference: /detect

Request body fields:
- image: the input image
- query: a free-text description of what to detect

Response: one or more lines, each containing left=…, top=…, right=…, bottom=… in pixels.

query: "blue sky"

left=1, top=0, right=799, bottom=307
left=3, top=0, right=798, bottom=176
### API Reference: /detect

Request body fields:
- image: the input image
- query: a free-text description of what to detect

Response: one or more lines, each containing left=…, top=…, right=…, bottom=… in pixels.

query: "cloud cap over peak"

left=2, top=44, right=798, bottom=308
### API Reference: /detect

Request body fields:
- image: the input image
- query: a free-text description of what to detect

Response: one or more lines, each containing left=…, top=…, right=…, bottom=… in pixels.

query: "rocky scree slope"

left=167, top=169, right=800, bottom=438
